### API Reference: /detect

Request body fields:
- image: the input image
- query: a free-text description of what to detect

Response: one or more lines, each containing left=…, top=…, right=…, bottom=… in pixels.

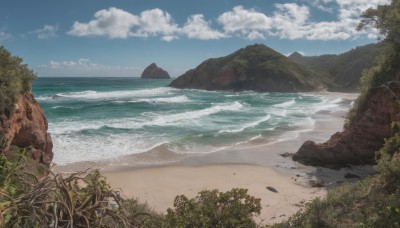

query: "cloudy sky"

left=0, top=0, right=389, bottom=77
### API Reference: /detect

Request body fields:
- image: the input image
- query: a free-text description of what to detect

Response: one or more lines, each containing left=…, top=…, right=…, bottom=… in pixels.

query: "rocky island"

left=169, top=44, right=325, bottom=92
left=141, top=63, right=170, bottom=79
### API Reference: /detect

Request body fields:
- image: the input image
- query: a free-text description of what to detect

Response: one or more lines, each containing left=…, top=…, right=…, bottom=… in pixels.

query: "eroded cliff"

left=293, top=82, right=400, bottom=167
left=0, top=94, right=53, bottom=166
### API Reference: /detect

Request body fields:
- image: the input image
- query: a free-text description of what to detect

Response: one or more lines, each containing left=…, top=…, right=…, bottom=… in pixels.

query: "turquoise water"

left=33, top=77, right=347, bottom=164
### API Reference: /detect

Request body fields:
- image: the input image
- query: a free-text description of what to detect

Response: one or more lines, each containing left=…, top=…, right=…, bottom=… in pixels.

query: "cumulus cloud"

left=37, top=58, right=141, bottom=77
left=68, top=7, right=139, bottom=38
left=271, top=3, right=311, bottom=40
left=217, top=6, right=272, bottom=39
left=32, top=25, right=58, bottom=39
left=131, top=8, right=179, bottom=40
left=182, top=14, right=225, bottom=40
left=306, top=0, right=335, bottom=12
left=68, top=1, right=390, bottom=42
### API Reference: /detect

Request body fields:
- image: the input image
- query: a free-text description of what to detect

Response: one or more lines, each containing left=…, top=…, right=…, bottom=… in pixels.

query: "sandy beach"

left=54, top=92, right=367, bottom=225
left=104, top=164, right=326, bottom=224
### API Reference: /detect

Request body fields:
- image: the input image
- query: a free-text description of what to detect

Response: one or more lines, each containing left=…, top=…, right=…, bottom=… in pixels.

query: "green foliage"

left=161, top=188, right=262, bottom=228
left=289, top=43, right=382, bottom=91
left=0, top=148, right=155, bottom=227
left=0, top=46, right=37, bottom=116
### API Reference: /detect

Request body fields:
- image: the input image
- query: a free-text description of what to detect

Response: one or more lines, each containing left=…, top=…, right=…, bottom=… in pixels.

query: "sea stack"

left=141, top=63, right=170, bottom=79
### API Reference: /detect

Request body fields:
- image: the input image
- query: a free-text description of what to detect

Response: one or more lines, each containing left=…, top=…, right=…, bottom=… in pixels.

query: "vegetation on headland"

left=289, top=43, right=382, bottom=92
left=0, top=46, right=36, bottom=117
left=169, top=43, right=325, bottom=92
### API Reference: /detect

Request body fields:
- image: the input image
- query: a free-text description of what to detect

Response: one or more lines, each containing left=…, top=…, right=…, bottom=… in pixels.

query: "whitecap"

left=219, top=114, right=271, bottom=133
left=54, top=87, right=175, bottom=101
left=273, top=99, right=296, bottom=108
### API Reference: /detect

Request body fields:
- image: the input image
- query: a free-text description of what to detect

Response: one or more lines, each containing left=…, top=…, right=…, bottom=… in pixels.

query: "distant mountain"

left=289, top=43, right=382, bottom=91
left=170, top=44, right=324, bottom=92
left=141, top=63, right=170, bottom=79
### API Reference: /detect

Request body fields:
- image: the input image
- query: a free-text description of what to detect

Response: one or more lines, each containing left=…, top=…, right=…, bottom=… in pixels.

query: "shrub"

left=0, top=148, right=154, bottom=227
left=162, top=188, right=262, bottom=228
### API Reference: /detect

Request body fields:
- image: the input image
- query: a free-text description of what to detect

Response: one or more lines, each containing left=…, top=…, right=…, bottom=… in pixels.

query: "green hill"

left=170, top=44, right=325, bottom=92
left=289, top=43, right=382, bottom=91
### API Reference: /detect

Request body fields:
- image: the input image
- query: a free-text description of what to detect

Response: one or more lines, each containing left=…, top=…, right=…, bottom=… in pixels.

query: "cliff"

left=289, top=43, right=382, bottom=92
left=0, top=94, right=53, bottom=166
left=169, top=44, right=325, bottom=92
left=141, top=63, right=170, bottom=79
left=293, top=82, right=400, bottom=167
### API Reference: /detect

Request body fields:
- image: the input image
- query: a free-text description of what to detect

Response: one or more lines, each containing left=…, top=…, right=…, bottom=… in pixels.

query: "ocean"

left=32, top=77, right=351, bottom=165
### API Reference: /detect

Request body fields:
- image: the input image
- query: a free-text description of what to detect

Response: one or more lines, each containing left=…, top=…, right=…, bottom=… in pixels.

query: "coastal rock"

left=141, top=63, right=170, bottom=79
left=170, top=44, right=325, bottom=92
left=293, top=83, right=400, bottom=167
left=0, top=94, right=53, bottom=166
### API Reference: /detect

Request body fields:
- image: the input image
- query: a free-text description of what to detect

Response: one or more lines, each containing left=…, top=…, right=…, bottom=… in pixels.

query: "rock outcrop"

left=0, top=94, right=53, bottom=166
left=169, top=44, right=325, bottom=92
left=293, top=83, right=400, bottom=167
left=141, top=63, right=170, bottom=79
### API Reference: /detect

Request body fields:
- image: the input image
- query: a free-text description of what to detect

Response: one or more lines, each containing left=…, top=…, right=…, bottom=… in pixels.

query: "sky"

left=0, top=0, right=390, bottom=77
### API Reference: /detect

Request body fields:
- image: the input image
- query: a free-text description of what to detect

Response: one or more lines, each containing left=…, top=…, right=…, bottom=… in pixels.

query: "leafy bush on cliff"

left=0, top=46, right=36, bottom=116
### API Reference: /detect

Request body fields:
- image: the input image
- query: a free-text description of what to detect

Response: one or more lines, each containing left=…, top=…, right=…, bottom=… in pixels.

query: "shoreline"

left=104, top=164, right=326, bottom=224
left=53, top=92, right=365, bottom=224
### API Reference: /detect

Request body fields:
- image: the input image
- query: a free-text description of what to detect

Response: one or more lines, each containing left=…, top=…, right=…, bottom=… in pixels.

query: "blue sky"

left=0, top=0, right=389, bottom=77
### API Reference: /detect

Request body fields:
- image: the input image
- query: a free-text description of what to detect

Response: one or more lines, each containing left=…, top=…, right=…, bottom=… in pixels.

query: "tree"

left=358, top=0, right=400, bottom=46
left=358, top=0, right=400, bottom=75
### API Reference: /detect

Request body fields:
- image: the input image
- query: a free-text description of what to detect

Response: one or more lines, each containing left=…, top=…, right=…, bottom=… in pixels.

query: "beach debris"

left=266, top=186, right=278, bottom=193
left=280, top=152, right=293, bottom=158
left=344, top=172, right=361, bottom=179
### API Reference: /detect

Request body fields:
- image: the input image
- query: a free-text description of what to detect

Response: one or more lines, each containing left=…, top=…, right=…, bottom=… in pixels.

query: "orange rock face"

left=0, top=94, right=53, bottom=165
left=293, top=83, right=400, bottom=167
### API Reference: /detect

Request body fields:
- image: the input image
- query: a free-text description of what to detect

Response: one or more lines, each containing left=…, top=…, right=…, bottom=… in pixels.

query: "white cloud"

left=247, top=31, right=265, bottom=40
left=0, top=31, right=12, bottom=42
left=33, top=25, right=58, bottom=39
left=67, top=1, right=390, bottom=42
left=217, top=6, right=272, bottom=39
left=131, top=8, right=179, bottom=40
left=271, top=3, right=311, bottom=40
left=37, top=58, right=141, bottom=77
left=306, top=0, right=335, bottom=12
left=68, top=7, right=139, bottom=38
left=182, top=14, right=225, bottom=40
